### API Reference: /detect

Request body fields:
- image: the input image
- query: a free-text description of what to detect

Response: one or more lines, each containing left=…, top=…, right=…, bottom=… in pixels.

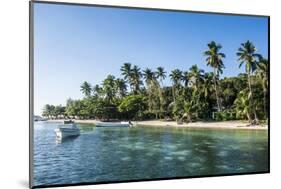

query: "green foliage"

left=237, top=40, right=263, bottom=124
left=42, top=104, right=65, bottom=119
left=234, top=89, right=250, bottom=120
left=80, top=81, right=92, bottom=97
left=118, top=95, right=148, bottom=120
left=220, top=76, right=247, bottom=109
left=41, top=41, right=268, bottom=124
left=102, top=75, right=117, bottom=102
left=204, top=41, right=225, bottom=111
left=172, top=97, right=184, bottom=122
left=214, top=109, right=237, bottom=121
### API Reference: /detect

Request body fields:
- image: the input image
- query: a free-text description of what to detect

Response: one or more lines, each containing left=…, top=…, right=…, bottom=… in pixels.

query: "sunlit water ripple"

left=33, top=121, right=268, bottom=186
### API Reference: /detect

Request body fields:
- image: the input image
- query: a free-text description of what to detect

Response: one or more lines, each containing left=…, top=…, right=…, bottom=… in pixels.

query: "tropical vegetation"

left=42, top=41, right=268, bottom=124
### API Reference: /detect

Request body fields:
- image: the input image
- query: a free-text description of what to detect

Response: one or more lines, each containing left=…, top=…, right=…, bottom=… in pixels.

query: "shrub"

left=214, top=109, right=237, bottom=121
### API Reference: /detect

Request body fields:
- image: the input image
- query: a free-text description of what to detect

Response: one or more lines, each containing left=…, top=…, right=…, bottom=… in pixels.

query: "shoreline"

left=45, top=119, right=268, bottom=130
left=134, top=120, right=267, bottom=130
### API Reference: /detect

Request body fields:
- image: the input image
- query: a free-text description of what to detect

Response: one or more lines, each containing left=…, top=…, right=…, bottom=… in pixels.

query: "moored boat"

left=95, top=121, right=133, bottom=127
left=55, top=121, right=80, bottom=139
left=34, top=115, right=47, bottom=122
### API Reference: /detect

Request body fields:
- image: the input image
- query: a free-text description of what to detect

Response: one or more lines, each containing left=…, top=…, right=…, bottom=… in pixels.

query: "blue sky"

left=34, top=3, right=268, bottom=115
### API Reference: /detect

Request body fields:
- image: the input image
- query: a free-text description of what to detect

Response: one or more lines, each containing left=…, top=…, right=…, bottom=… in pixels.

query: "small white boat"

left=34, top=115, right=47, bottom=122
left=55, top=122, right=80, bottom=139
left=95, top=121, right=132, bottom=127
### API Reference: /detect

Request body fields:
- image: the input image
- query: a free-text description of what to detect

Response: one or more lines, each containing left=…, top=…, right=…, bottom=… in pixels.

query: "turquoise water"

left=33, top=121, right=268, bottom=186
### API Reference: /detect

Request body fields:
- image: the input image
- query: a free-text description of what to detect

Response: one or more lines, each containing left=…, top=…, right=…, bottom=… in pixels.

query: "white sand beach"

left=133, top=120, right=268, bottom=130
left=46, top=119, right=268, bottom=130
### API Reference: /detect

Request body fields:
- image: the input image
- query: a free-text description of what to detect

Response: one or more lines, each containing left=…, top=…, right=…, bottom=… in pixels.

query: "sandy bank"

left=134, top=120, right=268, bottom=130
left=46, top=119, right=100, bottom=124
left=46, top=119, right=268, bottom=130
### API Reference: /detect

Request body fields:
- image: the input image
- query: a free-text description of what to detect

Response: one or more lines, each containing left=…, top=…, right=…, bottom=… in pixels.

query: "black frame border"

left=29, top=1, right=270, bottom=188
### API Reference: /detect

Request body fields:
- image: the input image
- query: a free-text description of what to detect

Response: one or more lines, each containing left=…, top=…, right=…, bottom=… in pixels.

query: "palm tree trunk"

left=133, top=85, right=137, bottom=95
left=172, top=86, right=176, bottom=102
left=187, top=113, right=192, bottom=123
left=213, top=68, right=221, bottom=111
left=159, top=91, right=163, bottom=119
left=263, top=86, right=268, bottom=119
left=247, top=73, right=259, bottom=124
left=247, top=112, right=252, bottom=123
left=159, top=80, right=164, bottom=119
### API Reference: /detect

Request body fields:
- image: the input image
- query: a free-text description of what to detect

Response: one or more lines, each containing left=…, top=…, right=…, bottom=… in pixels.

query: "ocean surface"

left=33, top=121, right=268, bottom=186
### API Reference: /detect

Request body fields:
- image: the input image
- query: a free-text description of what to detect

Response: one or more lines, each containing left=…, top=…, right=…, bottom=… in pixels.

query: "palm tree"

left=143, top=68, right=157, bottom=116
left=49, top=105, right=55, bottom=119
left=257, top=57, right=268, bottom=119
left=188, top=65, right=204, bottom=91
left=80, top=81, right=92, bottom=97
left=143, top=68, right=155, bottom=85
left=184, top=65, right=205, bottom=118
left=201, top=72, right=214, bottom=98
left=115, top=78, right=127, bottom=98
left=237, top=40, right=261, bottom=124
left=120, top=63, right=132, bottom=91
left=170, top=69, right=183, bottom=102
left=102, top=75, right=116, bottom=102
left=42, top=104, right=52, bottom=118
left=183, top=100, right=195, bottom=123
left=182, top=71, right=190, bottom=87
left=156, top=67, right=166, bottom=118
left=115, top=78, right=127, bottom=97
left=204, top=41, right=225, bottom=111
left=92, top=84, right=103, bottom=97
left=120, top=63, right=132, bottom=81
left=130, top=65, right=143, bottom=94
left=156, top=67, right=166, bottom=86
left=170, top=69, right=182, bottom=86
left=234, top=89, right=251, bottom=121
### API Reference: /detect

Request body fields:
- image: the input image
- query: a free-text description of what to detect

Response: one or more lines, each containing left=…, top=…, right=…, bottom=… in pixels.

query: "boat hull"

left=55, top=128, right=80, bottom=139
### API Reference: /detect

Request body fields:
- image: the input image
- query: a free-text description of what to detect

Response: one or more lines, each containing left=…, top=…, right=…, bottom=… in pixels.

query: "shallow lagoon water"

left=33, top=121, right=268, bottom=186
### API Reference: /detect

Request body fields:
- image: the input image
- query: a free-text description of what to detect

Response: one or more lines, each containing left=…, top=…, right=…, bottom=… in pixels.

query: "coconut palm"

left=183, top=100, right=195, bottom=123
left=257, top=57, right=268, bottom=118
left=143, top=68, right=155, bottom=85
left=42, top=104, right=52, bottom=118
left=115, top=78, right=127, bottom=97
left=120, top=63, right=132, bottom=81
left=120, top=63, right=132, bottom=91
left=102, top=75, right=116, bottom=102
left=187, top=65, right=204, bottom=118
left=237, top=40, right=262, bottom=124
left=188, top=65, right=204, bottom=91
left=156, top=67, right=166, bottom=118
left=156, top=67, right=166, bottom=85
left=170, top=69, right=183, bottom=102
left=143, top=68, right=160, bottom=117
left=130, top=65, right=143, bottom=94
left=42, top=104, right=55, bottom=119
left=170, top=69, right=182, bottom=86
left=234, top=89, right=251, bottom=121
left=204, top=41, right=225, bottom=111
left=182, top=71, right=190, bottom=87
left=80, top=81, right=92, bottom=97
left=92, top=84, right=103, bottom=97
left=201, top=72, right=215, bottom=98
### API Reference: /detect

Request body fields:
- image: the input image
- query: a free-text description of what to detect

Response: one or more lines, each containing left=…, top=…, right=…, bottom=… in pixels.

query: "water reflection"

left=56, top=135, right=80, bottom=144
